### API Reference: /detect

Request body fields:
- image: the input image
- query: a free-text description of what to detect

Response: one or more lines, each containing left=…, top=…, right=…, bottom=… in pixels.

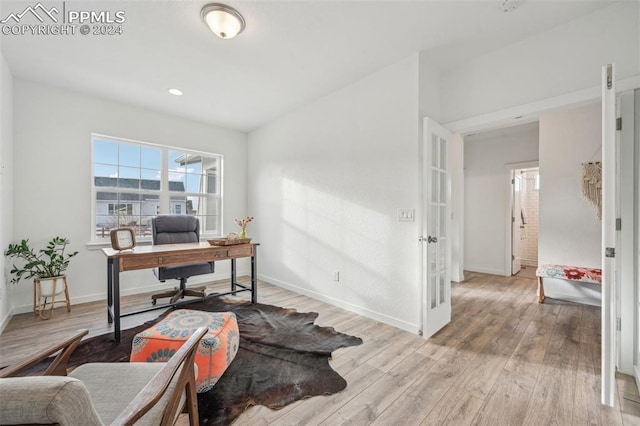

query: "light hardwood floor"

left=2, top=272, right=640, bottom=425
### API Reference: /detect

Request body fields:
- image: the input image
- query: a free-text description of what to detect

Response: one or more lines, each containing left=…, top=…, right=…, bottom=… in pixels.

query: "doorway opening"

left=511, top=167, right=539, bottom=278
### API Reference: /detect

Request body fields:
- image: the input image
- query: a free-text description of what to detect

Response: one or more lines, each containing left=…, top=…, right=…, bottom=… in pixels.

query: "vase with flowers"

left=235, top=216, right=254, bottom=239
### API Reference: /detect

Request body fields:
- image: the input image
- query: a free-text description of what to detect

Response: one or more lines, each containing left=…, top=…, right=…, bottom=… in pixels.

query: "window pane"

left=141, top=146, right=161, bottom=170
left=142, top=180, right=160, bottom=191
left=141, top=194, right=159, bottom=216
left=430, top=205, right=437, bottom=235
left=431, top=169, right=438, bottom=203
left=439, top=206, right=447, bottom=237
left=94, top=165, right=118, bottom=183
left=207, top=172, right=218, bottom=194
left=95, top=192, right=140, bottom=237
left=185, top=173, right=202, bottom=193
left=184, top=156, right=202, bottom=175
left=168, top=150, right=186, bottom=173
left=140, top=168, right=160, bottom=180
left=119, top=143, right=140, bottom=168
left=197, top=215, right=219, bottom=233
left=439, top=136, right=447, bottom=169
left=94, top=140, right=118, bottom=165
left=170, top=195, right=189, bottom=214
left=119, top=166, right=140, bottom=183
left=138, top=216, right=154, bottom=237
left=431, top=134, right=438, bottom=167
left=429, top=242, right=436, bottom=272
left=430, top=274, right=437, bottom=309
left=202, top=195, right=218, bottom=216
left=187, top=196, right=200, bottom=215
left=167, top=177, right=185, bottom=192
left=438, top=238, right=446, bottom=271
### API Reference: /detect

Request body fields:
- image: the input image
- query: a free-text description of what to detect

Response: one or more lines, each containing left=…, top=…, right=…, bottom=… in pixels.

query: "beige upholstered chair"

left=0, top=327, right=206, bottom=426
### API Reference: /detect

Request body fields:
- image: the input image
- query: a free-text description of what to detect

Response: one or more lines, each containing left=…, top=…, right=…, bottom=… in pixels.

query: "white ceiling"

left=0, top=0, right=618, bottom=132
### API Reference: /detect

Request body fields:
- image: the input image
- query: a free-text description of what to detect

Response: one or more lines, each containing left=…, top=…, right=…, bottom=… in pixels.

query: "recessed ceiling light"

left=168, top=88, right=183, bottom=96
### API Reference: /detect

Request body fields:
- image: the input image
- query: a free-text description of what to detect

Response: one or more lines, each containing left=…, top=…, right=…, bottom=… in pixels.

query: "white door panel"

left=422, top=118, right=452, bottom=339
left=601, top=63, right=616, bottom=407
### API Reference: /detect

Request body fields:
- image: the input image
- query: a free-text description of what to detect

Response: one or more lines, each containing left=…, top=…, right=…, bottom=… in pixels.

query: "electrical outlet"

left=397, top=208, right=415, bottom=222
left=333, top=271, right=340, bottom=282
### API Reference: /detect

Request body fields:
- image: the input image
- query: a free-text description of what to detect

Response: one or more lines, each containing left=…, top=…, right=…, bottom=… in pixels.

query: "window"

left=92, top=134, right=222, bottom=241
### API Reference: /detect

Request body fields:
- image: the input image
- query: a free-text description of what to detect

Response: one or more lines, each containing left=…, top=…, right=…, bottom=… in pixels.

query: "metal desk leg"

left=231, top=258, right=237, bottom=294
left=251, top=247, right=258, bottom=304
left=113, top=258, right=121, bottom=342
left=107, top=258, right=114, bottom=323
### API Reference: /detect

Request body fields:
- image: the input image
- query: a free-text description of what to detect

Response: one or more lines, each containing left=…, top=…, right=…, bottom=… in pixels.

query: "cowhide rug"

left=30, top=297, right=363, bottom=425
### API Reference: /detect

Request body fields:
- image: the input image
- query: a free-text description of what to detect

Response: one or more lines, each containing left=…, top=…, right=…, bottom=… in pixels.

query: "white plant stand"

left=33, top=276, right=71, bottom=320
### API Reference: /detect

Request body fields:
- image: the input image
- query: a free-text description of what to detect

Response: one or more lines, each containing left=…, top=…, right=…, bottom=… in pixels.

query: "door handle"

left=419, top=236, right=439, bottom=243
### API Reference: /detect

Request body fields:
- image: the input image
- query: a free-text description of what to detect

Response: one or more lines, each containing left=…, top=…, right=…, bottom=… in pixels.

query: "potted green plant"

left=4, top=237, right=78, bottom=319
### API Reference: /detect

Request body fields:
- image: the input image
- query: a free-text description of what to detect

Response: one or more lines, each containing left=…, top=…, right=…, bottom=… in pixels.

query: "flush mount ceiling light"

left=168, top=88, right=183, bottom=96
left=201, top=3, right=245, bottom=40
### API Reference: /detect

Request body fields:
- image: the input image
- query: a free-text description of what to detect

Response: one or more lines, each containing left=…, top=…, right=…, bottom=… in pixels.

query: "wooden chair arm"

left=0, top=329, right=89, bottom=378
left=111, top=327, right=207, bottom=426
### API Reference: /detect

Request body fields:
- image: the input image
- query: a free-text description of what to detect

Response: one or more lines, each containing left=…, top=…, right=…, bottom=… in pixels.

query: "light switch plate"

left=397, top=208, right=415, bottom=222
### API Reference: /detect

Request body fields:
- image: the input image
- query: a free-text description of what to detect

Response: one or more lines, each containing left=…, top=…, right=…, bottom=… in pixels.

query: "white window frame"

left=91, top=133, right=223, bottom=243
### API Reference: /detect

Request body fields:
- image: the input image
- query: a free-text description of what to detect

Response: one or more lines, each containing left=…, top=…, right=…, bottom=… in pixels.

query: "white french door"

left=422, top=117, right=452, bottom=339
left=601, top=63, right=617, bottom=407
left=512, top=173, right=523, bottom=275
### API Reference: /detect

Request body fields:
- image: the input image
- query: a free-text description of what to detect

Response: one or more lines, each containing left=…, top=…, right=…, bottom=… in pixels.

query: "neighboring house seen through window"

left=92, top=134, right=222, bottom=241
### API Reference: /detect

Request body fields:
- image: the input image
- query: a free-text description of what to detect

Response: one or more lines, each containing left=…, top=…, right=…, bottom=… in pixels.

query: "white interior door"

left=422, top=117, right=452, bottom=339
left=602, top=63, right=617, bottom=407
left=512, top=173, right=523, bottom=275
left=636, top=89, right=640, bottom=394
left=616, top=90, right=636, bottom=377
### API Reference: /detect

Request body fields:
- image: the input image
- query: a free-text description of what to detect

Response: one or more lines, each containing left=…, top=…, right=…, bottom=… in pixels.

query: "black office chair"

left=150, top=215, right=215, bottom=305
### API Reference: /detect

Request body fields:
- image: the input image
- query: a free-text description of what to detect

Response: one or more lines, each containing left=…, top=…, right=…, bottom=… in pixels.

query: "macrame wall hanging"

left=582, top=161, right=602, bottom=219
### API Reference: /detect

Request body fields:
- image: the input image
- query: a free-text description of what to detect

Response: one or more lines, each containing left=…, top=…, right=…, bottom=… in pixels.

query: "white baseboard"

left=9, top=270, right=250, bottom=316
left=259, top=274, right=421, bottom=334
left=0, top=311, right=11, bottom=334
left=452, top=273, right=465, bottom=283
left=463, top=266, right=508, bottom=277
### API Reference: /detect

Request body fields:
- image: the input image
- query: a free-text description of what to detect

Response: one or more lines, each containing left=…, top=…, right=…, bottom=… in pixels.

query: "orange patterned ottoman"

left=130, top=309, right=239, bottom=392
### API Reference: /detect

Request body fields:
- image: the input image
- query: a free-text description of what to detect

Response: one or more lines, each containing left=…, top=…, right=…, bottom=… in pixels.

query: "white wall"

left=464, top=122, right=539, bottom=276
left=539, top=103, right=602, bottom=305
left=10, top=80, right=247, bottom=312
left=440, top=2, right=640, bottom=124
left=418, top=51, right=441, bottom=122
left=450, top=133, right=464, bottom=282
left=0, top=52, right=13, bottom=331
left=248, top=55, right=422, bottom=333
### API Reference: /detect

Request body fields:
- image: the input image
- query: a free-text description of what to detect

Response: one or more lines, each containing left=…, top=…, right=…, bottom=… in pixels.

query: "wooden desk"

left=102, top=242, right=258, bottom=341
